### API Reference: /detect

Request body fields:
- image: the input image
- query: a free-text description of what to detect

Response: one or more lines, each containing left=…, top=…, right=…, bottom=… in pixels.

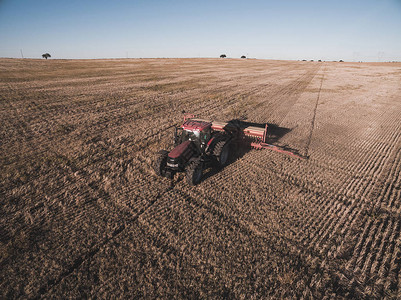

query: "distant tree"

left=302, top=59, right=306, bottom=61
left=310, top=60, right=314, bottom=62
left=42, top=53, right=51, bottom=59
left=220, top=54, right=226, bottom=58
left=339, top=59, right=344, bottom=62
left=318, top=60, right=322, bottom=62
left=241, top=55, right=246, bottom=59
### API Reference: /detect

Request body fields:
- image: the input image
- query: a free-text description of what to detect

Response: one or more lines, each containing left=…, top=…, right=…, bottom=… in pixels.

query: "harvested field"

left=1, top=58, right=401, bottom=298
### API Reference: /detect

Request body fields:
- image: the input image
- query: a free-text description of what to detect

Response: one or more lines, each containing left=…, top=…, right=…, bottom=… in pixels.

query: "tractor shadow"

left=200, top=120, right=294, bottom=183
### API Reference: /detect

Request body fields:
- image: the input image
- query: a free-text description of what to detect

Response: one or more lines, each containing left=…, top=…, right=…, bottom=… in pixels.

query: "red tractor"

left=154, top=115, right=303, bottom=185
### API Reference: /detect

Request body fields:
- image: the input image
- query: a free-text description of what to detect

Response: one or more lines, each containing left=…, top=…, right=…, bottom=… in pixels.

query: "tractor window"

left=200, top=128, right=211, bottom=144
left=182, top=130, right=200, bottom=142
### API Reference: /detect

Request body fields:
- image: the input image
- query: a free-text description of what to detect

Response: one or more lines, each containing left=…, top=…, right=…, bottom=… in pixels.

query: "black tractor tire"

left=213, top=140, right=230, bottom=167
left=154, top=150, right=168, bottom=177
left=185, top=159, right=203, bottom=186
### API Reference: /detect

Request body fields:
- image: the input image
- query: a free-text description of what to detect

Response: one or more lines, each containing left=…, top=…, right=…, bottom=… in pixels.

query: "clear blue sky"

left=0, top=0, right=400, bottom=61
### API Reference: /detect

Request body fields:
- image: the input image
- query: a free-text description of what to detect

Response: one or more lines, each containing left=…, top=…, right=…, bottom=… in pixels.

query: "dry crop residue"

left=1, top=58, right=401, bottom=298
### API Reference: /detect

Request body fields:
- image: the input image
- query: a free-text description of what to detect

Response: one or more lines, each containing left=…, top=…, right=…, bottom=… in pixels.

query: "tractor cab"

left=175, top=120, right=213, bottom=149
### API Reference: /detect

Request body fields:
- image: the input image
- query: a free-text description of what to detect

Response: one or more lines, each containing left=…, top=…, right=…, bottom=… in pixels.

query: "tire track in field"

left=244, top=64, right=320, bottom=125
left=304, top=66, right=325, bottom=158
left=1, top=152, right=131, bottom=297
left=274, top=65, right=321, bottom=126
left=34, top=167, right=176, bottom=299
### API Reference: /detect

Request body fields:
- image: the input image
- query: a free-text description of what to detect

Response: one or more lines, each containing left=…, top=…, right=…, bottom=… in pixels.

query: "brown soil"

left=1, top=58, right=400, bottom=298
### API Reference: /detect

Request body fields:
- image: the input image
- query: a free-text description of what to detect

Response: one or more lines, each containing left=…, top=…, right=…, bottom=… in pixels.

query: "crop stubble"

left=0, top=58, right=400, bottom=298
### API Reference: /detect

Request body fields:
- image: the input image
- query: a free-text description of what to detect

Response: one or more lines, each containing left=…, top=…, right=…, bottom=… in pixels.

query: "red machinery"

left=154, top=115, right=303, bottom=185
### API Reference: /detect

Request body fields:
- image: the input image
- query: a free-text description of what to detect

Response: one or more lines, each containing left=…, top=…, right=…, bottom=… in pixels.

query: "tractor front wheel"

left=185, top=159, right=203, bottom=186
left=154, top=150, right=168, bottom=177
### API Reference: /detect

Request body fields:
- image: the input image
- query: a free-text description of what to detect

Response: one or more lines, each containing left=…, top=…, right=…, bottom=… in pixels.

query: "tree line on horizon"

left=220, top=54, right=247, bottom=59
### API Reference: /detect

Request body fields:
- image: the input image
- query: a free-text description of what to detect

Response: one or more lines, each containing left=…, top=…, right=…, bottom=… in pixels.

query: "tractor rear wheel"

left=213, top=141, right=230, bottom=167
left=154, top=150, right=168, bottom=177
left=185, top=159, right=203, bottom=186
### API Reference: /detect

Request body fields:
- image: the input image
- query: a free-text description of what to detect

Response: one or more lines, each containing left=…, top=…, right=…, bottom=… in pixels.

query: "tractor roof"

left=182, top=119, right=212, bottom=131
